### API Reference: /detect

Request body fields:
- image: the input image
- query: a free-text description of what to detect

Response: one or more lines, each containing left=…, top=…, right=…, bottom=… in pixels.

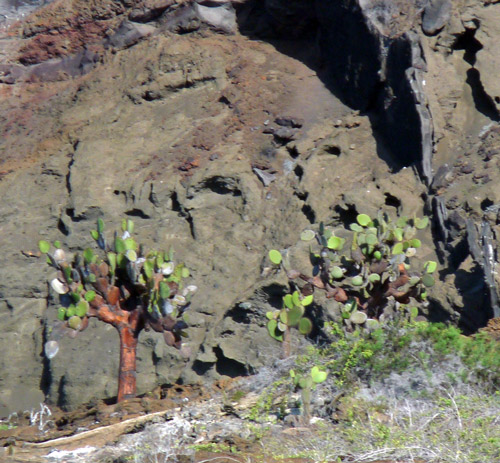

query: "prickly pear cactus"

left=39, top=218, right=196, bottom=355
left=268, top=211, right=436, bottom=334
left=266, top=290, right=314, bottom=341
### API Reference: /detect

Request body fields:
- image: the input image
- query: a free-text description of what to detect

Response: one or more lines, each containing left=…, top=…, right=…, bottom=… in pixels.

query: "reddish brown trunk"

left=89, top=301, right=141, bottom=402
left=117, top=324, right=138, bottom=402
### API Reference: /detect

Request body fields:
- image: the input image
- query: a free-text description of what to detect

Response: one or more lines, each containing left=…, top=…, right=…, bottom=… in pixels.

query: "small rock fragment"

left=105, top=21, right=156, bottom=50
left=275, top=116, right=304, bottom=128
left=422, top=0, right=452, bottom=36
left=273, top=127, right=299, bottom=142
left=253, top=168, right=276, bottom=187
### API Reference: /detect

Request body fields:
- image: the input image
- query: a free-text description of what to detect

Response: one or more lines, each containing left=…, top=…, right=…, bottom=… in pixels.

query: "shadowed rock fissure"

left=451, top=26, right=500, bottom=122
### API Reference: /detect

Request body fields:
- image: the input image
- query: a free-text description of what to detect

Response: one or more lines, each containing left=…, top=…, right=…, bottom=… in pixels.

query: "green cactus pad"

left=373, top=250, right=382, bottom=260
left=356, top=214, right=371, bottom=227
left=365, top=233, right=378, bottom=246
left=351, top=275, right=363, bottom=286
left=159, top=281, right=170, bottom=299
left=68, top=315, right=82, bottom=330
left=63, top=266, right=73, bottom=283
left=350, top=223, right=363, bottom=232
left=409, top=276, right=420, bottom=286
left=424, top=260, right=437, bottom=273
left=143, top=260, right=154, bottom=279
left=84, top=290, right=96, bottom=302
left=269, top=249, right=282, bottom=265
left=97, top=218, right=105, bottom=234
left=415, top=216, right=429, bottom=229
left=54, top=241, right=62, bottom=249
left=300, top=229, right=315, bottom=241
left=284, top=294, right=294, bottom=309
left=75, top=300, right=89, bottom=317
left=292, top=290, right=301, bottom=307
left=396, top=217, right=408, bottom=228
left=393, top=228, right=404, bottom=241
left=181, top=267, right=190, bottom=279
left=357, top=233, right=366, bottom=246
left=299, top=376, right=313, bottom=390
left=266, top=311, right=276, bottom=320
left=124, top=238, right=137, bottom=251
left=327, top=235, right=343, bottom=250
left=311, top=366, right=328, bottom=384
left=107, top=252, right=117, bottom=273
left=422, top=274, right=435, bottom=287
left=301, top=294, right=313, bottom=306
left=127, top=219, right=134, bottom=234
left=66, top=305, right=76, bottom=318
left=392, top=242, right=404, bottom=255
left=298, top=317, right=313, bottom=335
left=350, top=311, right=367, bottom=324
left=288, top=305, right=304, bottom=326
left=409, top=306, right=419, bottom=319
left=83, top=248, right=94, bottom=264
left=409, top=238, right=421, bottom=248
left=341, top=309, right=351, bottom=319
left=115, top=237, right=126, bottom=254
left=279, top=309, right=288, bottom=325
left=368, top=273, right=381, bottom=283
left=331, top=266, right=343, bottom=279
left=126, top=249, right=137, bottom=262
left=38, top=240, right=50, bottom=254
left=57, top=307, right=67, bottom=321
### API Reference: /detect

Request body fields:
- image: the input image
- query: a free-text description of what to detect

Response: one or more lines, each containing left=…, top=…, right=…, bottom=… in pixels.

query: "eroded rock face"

left=0, top=0, right=499, bottom=414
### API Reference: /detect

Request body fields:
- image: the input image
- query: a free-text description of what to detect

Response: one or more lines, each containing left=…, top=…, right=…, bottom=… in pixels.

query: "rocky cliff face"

left=0, top=0, right=499, bottom=415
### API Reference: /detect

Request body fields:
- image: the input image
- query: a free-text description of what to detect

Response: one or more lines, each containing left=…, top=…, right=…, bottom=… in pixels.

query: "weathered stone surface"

left=474, top=4, right=500, bottom=116
left=195, top=1, right=237, bottom=34
left=422, top=0, right=452, bottom=35
left=105, top=20, right=157, bottom=49
left=129, top=0, right=175, bottom=22
left=0, top=298, right=46, bottom=417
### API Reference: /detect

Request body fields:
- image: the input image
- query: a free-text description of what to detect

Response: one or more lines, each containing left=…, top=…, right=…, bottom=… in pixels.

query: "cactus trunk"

left=283, top=325, right=291, bottom=358
left=117, top=324, right=138, bottom=402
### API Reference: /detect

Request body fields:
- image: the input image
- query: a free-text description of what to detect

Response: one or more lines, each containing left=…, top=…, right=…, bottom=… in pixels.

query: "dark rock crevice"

left=214, top=346, right=249, bottom=377
left=466, top=68, right=500, bottom=122
left=170, top=191, right=195, bottom=240
left=39, top=320, right=53, bottom=399
left=450, top=24, right=500, bottom=121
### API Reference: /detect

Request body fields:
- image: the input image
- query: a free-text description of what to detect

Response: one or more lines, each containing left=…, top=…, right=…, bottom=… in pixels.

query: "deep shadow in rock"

left=214, top=346, right=250, bottom=377
left=466, top=69, right=500, bottom=122
left=40, top=324, right=52, bottom=399
left=56, top=375, right=68, bottom=409
left=454, top=266, right=493, bottom=334
left=192, top=359, right=214, bottom=376
left=234, top=0, right=427, bottom=175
